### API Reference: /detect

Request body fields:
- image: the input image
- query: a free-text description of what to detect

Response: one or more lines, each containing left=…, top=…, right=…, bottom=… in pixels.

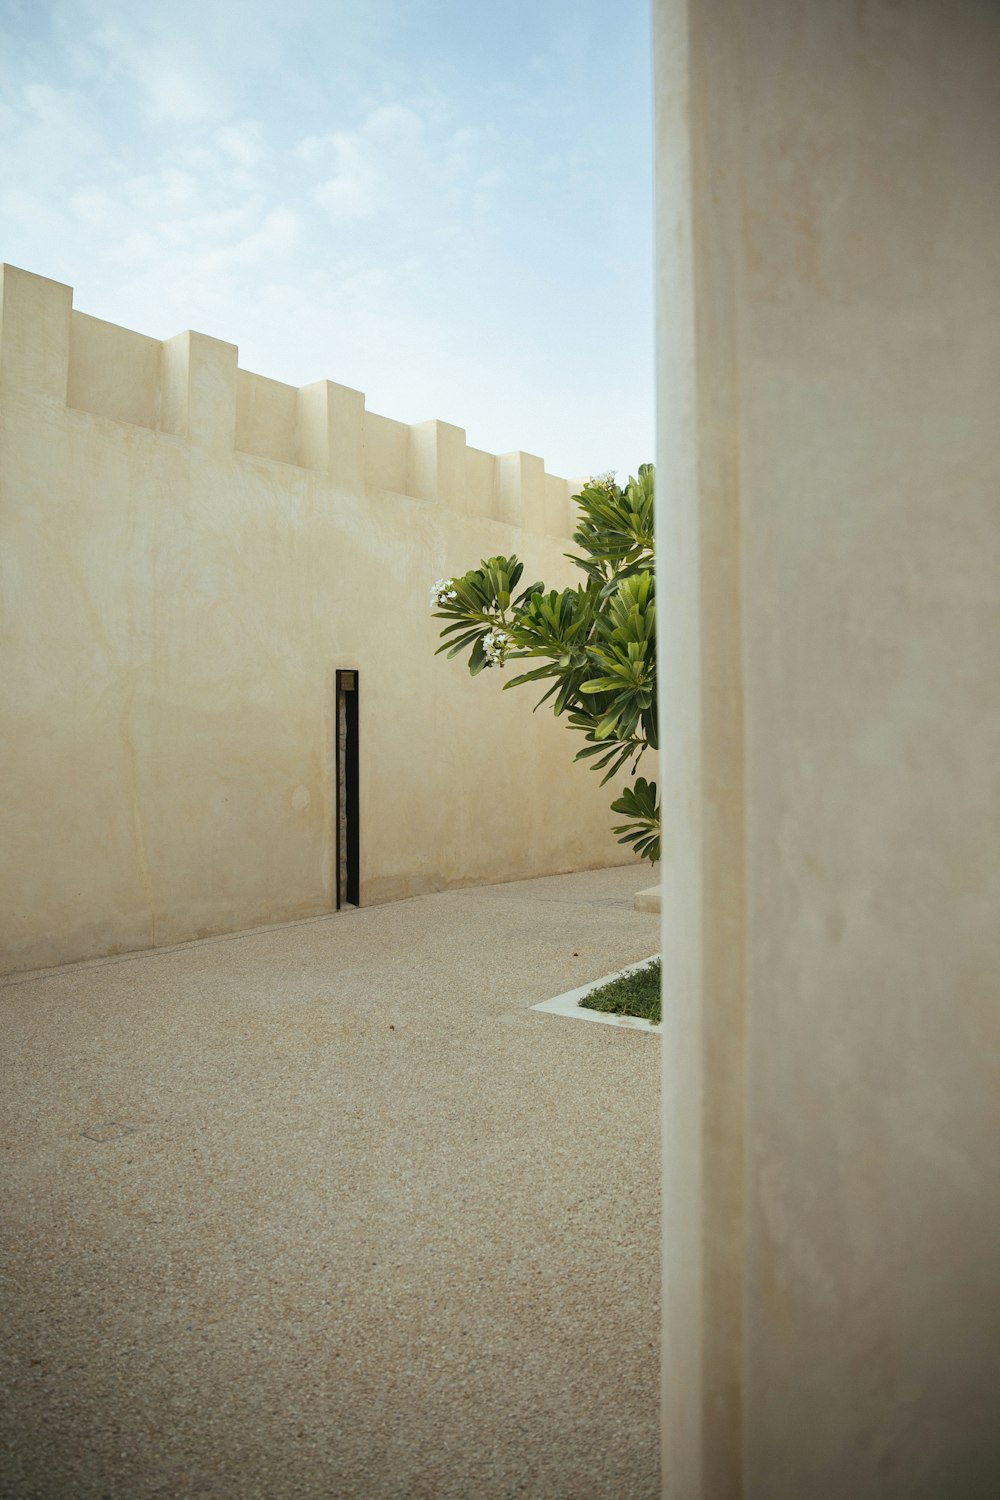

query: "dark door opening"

left=336, top=669, right=359, bottom=909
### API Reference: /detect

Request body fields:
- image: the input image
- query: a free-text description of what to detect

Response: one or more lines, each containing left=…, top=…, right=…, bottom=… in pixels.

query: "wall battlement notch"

left=0, top=262, right=578, bottom=537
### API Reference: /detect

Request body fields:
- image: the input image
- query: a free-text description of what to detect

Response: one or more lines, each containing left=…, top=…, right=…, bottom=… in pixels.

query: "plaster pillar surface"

left=655, top=2, right=1000, bottom=1497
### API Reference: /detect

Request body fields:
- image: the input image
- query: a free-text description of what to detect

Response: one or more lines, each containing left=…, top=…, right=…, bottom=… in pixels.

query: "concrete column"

left=655, top=2, right=1000, bottom=1497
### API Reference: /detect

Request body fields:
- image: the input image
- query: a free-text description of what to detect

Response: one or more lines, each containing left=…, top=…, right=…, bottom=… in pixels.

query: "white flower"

left=592, top=470, right=616, bottom=488
left=430, top=578, right=459, bottom=609
left=482, top=628, right=511, bottom=665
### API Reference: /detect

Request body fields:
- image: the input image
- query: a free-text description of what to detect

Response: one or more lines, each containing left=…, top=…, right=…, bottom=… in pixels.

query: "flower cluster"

left=592, top=470, right=616, bottom=491
left=482, top=628, right=511, bottom=666
left=430, top=578, right=459, bottom=609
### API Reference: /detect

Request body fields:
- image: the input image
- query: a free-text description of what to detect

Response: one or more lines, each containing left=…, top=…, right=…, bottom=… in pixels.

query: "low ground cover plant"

left=580, top=958, right=661, bottom=1025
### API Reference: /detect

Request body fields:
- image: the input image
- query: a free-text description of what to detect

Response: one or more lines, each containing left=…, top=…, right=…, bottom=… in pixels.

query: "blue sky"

left=0, top=0, right=653, bottom=480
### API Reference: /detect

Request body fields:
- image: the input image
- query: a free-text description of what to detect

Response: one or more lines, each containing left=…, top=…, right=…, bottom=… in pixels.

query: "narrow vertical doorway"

left=336, top=669, right=359, bottom=909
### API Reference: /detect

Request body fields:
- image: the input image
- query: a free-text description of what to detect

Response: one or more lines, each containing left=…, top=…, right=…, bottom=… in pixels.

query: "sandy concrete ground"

left=1, top=865, right=660, bottom=1500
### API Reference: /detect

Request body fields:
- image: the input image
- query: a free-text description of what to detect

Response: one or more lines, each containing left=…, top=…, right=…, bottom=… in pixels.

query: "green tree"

left=430, top=465, right=659, bottom=863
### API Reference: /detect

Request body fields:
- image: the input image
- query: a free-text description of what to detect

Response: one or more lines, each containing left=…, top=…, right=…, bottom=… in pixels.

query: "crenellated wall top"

left=0, top=262, right=582, bottom=537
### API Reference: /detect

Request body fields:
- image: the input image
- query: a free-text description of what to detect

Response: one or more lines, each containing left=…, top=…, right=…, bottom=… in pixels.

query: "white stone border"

left=531, top=956, right=662, bottom=1034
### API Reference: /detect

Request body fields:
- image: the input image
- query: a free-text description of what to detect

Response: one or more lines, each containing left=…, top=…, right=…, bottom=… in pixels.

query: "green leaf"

left=431, top=467, right=659, bottom=864
left=468, top=638, right=488, bottom=675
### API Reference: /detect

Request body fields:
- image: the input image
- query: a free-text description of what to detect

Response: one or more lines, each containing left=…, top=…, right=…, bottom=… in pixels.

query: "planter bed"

left=531, top=956, right=662, bottom=1035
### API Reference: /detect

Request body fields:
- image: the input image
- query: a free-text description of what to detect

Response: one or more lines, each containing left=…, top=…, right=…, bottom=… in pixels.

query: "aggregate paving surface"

left=1, top=865, right=661, bottom=1500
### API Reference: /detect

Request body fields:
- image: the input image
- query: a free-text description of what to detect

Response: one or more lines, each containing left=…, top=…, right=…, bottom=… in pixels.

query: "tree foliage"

left=430, top=465, right=659, bottom=863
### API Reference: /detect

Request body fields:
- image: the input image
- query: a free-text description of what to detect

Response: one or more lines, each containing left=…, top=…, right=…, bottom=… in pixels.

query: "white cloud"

left=303, top=100, right=487, bottom=228
left=125, top=168, right=198, bottom=214
left=0, top=187, right=68, bottom=235
left=338, top=266, right=391, bottom=299
left=218, top=122, right=264, bottom=169
left=362, top=103, right=424, bottom=148
left=314, top=173, right=373, bottom=218
left=232, top=206, right=301, bottom=263
left=0, top=80, right=103, bottom=187
left=293, top=134, right=324, bottom=162
left=139, top=59, right=217, bottom=124
left=70, top=188, right=115, bottom=227
left=91, top=23, right=225, bottom=125
left=113, top=228, right=160, bottom=266
left=0, top=3, right=652, bottom=482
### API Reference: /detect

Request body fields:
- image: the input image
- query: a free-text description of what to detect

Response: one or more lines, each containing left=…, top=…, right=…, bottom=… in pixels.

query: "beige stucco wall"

left=0, top=264, right=634, bottom=974
left=656, top=1, right=1000, bottom=1497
